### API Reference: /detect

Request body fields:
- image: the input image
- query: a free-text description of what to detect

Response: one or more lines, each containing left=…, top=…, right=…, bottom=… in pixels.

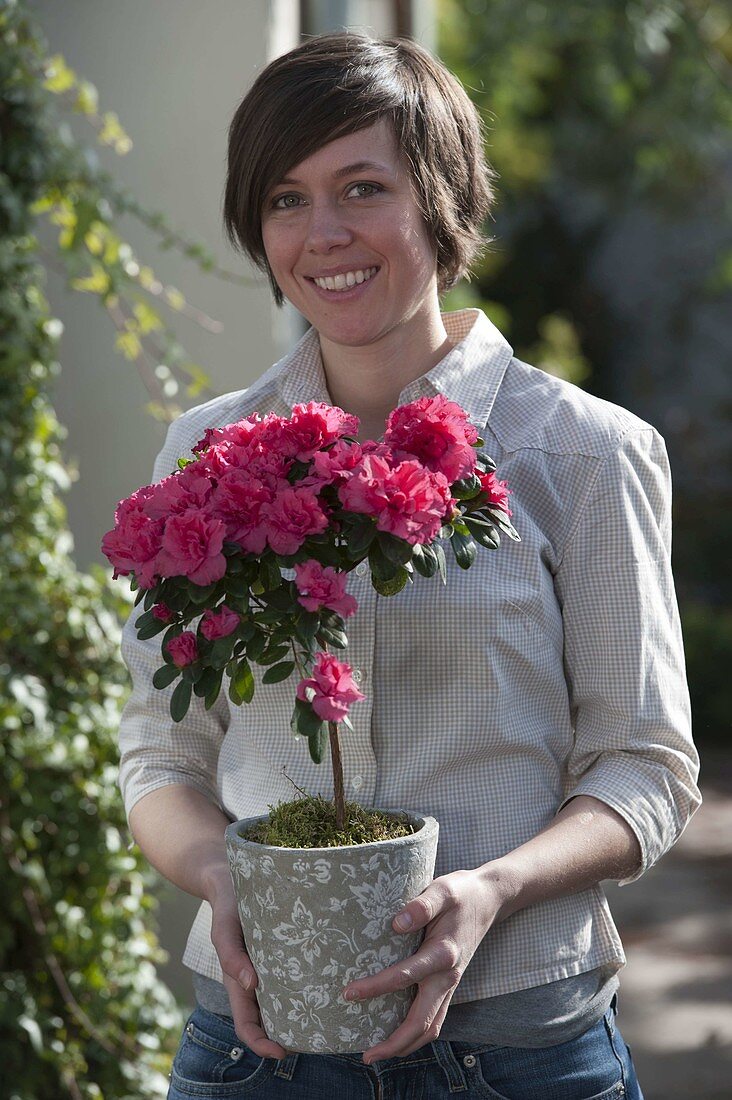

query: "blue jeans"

left=167, top=995, right=644, bottom=1099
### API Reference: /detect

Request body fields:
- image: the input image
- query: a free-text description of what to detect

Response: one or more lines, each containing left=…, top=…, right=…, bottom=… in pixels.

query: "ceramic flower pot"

left=225, top=809, right=439, bottom=1054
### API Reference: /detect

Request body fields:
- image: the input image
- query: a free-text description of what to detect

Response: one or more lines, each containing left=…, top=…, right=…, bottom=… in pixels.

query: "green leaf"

left=483, top=506, right=521, bottom=542
left=187, top=581, right=219, bottom=605
left=434, top=542, right=447, bottom=585
left=372, top=567, right=410, bottom=596
left=226, top=574, right=251, bottom=599
left=246, top=630, right=268, bottom=662
left=291, top=696, right=325, bottom=738
left=377, top=531, right=413, bottom=566
left=170, top=679, right=192, bottom=722
left=262, top=586, right=296, bottom=611
left=317, top=625, right=348, bottom=649
left=450, top=529, right=478, bottom=570
left=208, top=634, right=236, bottom=670
left=153, top=664, right=179, bottom=689
left=193, top=667, right=222, bottom=698
left=262, top=660, right=296, bottom=684
left=135, top=613, right=169, bottom=641
left=412, top=543, right=438, bottom=578
left=451, top=472, right=482, bottom=500
left=294, top=610, right=320, bottom=648
left=344, top=514, right=377, bottom=558
left=260, top=558, right=282, bottom=591
left=368, top=539, right=402, bottom=582
left=229, top=658, right=255, bottom=704
left=308, top=725, right=328, bottom=764
left=477, top=451, right=497, bottom=472
left=204, top=677, right=223, bottom=710
left=259, top=644, right=291, bottom=666
left=467, top=522, right=501, bottom=550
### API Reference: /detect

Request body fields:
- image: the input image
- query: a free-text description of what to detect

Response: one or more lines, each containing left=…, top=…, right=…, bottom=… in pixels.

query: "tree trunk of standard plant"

left=328, top=720, right=346, bottom=830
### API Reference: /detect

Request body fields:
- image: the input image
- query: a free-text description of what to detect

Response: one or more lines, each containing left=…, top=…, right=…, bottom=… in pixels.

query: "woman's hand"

left=208, top=872, right=289, bottom=1061
left=342, top=866, right=512, bottom=1064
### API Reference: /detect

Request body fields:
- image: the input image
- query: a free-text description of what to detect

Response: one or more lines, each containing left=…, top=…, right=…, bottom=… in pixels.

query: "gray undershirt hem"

left=191, top=965, right=620, bottom=1049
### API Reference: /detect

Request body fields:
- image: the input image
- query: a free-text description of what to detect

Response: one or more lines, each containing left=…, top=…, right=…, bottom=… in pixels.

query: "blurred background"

left=2, top=0, right=730, bottom=1096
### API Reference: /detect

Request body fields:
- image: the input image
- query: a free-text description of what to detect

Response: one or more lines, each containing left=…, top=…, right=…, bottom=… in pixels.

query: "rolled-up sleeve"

left=117, top=412, right=229, bottom=822
left=554, top=426, right=701, bottom=885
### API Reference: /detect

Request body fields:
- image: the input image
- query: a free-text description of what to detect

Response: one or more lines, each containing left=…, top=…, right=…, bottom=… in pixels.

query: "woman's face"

left=260, top=119, right=440, bottom=352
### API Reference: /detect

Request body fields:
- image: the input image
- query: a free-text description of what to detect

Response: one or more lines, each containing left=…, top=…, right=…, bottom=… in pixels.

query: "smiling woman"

left=117, top=30, right=699, bottom=1100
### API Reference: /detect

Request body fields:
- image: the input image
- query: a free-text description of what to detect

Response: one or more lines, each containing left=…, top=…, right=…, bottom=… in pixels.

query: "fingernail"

left=395, top=912, right=413, bottom=930
left=343, top=988, right=356, bottom=1001
left=238, top=969, right=252, bottom=990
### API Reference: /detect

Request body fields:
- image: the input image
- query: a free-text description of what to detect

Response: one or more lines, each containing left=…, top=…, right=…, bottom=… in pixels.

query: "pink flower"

left=296, top=651, right=365, bottom=722
left=260, top=486, right=330, bottom=555
left=210, top=468, right=274, bottom=554
left=281, top=402, right=360, bottom=461
left=166, top=631, right=198, bottom=668
left=477, top=470, right=513, bottom=515
left=309, top=439, right=365, bottom=485
left=193, top=413, right=265, bottom=456
left=294, top=561, right=358, bottom=618
left=385, top=394, right=479, bottom=483
left=156, top=512, right=227, bottom=584
left=101, top=506, right=164, bottom=588
left=338, top=454, right=453, bottom=545
left=144, top=469, right=212, bottom=520
left=201, top=605, right=240, bottom=640
left=153, top=602, right=175, bottom=622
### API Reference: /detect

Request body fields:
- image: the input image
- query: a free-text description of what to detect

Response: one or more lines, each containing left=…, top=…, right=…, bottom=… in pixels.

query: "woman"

left=118, top=32, right=700, bottom=1098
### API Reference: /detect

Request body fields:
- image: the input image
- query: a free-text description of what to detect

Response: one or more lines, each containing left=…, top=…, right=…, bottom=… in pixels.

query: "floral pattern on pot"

left=225, top=810, right=439, bottom=1054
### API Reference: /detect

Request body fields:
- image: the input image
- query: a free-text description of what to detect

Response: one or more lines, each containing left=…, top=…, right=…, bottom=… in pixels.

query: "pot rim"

left=225, top=807, right=438, bottom=855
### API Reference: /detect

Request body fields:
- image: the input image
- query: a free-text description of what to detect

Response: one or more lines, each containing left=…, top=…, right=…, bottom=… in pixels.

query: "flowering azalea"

left=338, top=454, right=453, bottom=545
left=166, top=632, right=198, bottom=668
left=155, top=511, right=227, bottom=585
left=101, top=506, right=164, bottom=588
left=103, top=394, right=517, bottom=832
left=281, top=401, right=360, bottom=461
left=201, top=605, right=240, bottom=640
left=152, top=602, right=175, bottom=622
left=260, top=485, right=330, bottom=555
left=384, top=394, right=478, bottom=483
left=477, top=470, right=512, bottom=515
left=296, top=652, right=365, bottom=722
left=294, top=561, right=358, bottom=618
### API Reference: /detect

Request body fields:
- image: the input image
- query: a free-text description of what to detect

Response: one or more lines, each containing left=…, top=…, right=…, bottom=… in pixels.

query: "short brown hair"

left=223, top=32, right=497, bottom=306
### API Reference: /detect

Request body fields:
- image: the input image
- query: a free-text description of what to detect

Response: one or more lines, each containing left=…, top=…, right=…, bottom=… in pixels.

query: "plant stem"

left=328, top=720, right=346, bottom=830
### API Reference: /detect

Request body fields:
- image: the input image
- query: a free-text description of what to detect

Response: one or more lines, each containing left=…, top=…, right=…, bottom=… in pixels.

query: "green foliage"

left=439, top=0, right=731, bottom=742
left=1, top=4, right=184, bottom=1095
left=1, top=2, right=258, bottom=425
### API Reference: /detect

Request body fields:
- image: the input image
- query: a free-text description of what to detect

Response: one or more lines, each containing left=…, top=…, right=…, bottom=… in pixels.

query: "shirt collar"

left=276, top=308, right=514, bottom=435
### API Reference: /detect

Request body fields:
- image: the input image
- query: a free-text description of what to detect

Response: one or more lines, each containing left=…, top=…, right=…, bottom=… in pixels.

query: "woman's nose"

left=304, top=201, right=353, bottom=253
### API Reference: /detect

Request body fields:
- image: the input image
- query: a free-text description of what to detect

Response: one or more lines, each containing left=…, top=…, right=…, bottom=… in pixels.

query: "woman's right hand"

left=208, top=872, right=289, bottom=1060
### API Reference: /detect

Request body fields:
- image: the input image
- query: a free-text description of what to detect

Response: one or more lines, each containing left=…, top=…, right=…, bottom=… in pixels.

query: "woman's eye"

left=348, top=182, right=382, bottom=198
left=272, top=194, right=302, bottom=209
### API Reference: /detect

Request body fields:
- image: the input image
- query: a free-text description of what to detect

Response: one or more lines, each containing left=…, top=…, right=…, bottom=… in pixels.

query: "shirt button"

left=351, top=775, right=364, bottom=790
left=355, top=563, right=368, bottom=577
left=352, top=668, right=363, bottom=683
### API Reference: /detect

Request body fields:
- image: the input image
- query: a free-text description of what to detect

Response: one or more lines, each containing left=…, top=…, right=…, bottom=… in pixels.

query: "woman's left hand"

left=342, top=866, right=511, bottom=1064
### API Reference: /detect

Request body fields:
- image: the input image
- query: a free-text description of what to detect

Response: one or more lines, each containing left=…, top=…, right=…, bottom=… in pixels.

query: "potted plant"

left=103, top=396, right=519, bottom=1052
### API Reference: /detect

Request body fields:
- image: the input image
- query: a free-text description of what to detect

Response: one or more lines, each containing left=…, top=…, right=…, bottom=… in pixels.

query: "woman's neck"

left=319, top=309, right=453, bottom=441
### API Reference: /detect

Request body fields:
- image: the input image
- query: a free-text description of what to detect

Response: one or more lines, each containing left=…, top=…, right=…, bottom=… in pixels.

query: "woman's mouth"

left=310, top=266, right=379, bottom=292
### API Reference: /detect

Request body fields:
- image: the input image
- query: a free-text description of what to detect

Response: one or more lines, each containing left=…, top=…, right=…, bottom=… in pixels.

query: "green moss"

left=242, top=795, right=419, bottom=848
